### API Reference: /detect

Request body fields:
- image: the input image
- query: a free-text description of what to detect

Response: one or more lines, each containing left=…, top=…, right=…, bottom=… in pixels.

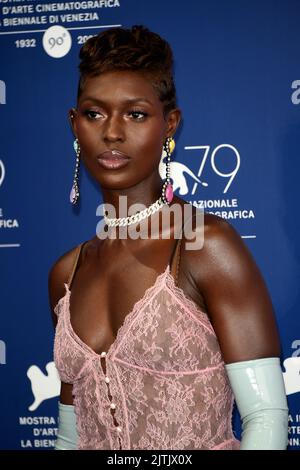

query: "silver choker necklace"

left=104, top=197, right=166, bottom=227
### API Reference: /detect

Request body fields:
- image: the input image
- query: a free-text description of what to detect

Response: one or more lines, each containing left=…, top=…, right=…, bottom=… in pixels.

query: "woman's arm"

left=225, top=357, right=288, bottom=449
left=192, top=214, right=288, bottom=449
left=48, top=247, right=81, bottom=449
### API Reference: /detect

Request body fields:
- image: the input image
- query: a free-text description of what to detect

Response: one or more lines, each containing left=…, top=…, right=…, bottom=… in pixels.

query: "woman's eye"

left=84, top=110, right=102, bottom=120
left=129, top=110, right=148, bottom=121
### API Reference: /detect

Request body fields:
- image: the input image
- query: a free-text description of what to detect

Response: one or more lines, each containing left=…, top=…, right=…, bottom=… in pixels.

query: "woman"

left=49, top=25, right=288, bottom=450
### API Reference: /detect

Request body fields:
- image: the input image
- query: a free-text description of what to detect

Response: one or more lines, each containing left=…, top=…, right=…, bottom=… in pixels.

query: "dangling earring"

left=161, top=136, right=175, bottom=204
left=70, top=138, right=80, bottom=204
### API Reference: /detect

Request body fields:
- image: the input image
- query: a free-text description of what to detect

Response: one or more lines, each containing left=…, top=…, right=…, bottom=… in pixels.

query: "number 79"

left=185, top=144, right=241, bottom=194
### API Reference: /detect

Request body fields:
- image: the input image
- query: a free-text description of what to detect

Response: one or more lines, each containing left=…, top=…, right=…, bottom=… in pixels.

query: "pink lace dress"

left=54, top=242, right=240, bottom=450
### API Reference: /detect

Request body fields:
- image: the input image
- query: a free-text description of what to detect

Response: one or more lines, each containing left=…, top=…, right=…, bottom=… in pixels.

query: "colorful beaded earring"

left=161, top=136, right=175, bottom=204
left=69, top=138, right=80, bottom=204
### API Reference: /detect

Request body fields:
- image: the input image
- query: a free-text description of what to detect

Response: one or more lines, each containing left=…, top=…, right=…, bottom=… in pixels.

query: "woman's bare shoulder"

left=182, top=205, right=237, bottom=244
left=186, top=211, right=280, bottom=362
left=48, top=238, right=95, bottom=315
left=48, top=244, right=79, bottom=315
left=185, top=210, right=255, bottom=279
left=188, top=209, right=245, bottom=248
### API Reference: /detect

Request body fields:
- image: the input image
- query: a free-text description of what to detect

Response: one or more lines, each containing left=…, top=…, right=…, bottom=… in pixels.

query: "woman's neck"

left=100, top=180, right=162, bottom=218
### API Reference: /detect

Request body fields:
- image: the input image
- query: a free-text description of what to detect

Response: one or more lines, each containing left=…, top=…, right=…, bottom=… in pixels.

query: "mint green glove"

left=225, top=357, right=288, bottom=450
left=54, top=402, right=78, bottom=450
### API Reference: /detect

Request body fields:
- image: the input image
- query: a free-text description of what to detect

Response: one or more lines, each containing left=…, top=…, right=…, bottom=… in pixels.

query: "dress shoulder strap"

left=67, top=242, right=85, bottom=289
left=169, top=211, right=194, bottom=286
left=170, top=236, right=183, bottom=286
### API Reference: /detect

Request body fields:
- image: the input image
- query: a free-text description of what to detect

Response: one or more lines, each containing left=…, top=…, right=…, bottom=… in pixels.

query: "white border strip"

left=184, top=146, right=205, bottom=149
left=0, top=244, right=21, bottom=247
left=0, top=23, right=122, bottom=36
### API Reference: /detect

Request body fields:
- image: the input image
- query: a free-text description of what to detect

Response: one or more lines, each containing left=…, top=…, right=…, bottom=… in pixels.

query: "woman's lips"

left=97, top=150, right=130, bottom=170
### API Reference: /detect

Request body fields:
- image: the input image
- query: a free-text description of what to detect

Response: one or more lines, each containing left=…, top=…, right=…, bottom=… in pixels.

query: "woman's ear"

left=166, top=108, right=182, bottom=138
left=68, top=107, right=78, bottom=137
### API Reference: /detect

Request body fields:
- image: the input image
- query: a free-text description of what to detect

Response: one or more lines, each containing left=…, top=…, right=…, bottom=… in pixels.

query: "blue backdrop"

left=0, top=0, right=299, bottom=450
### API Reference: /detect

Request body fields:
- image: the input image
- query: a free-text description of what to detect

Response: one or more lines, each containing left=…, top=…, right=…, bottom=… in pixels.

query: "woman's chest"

left=55, top=272, right=221, bottom=384
left=68, top=265, right=163, bottom=355
left=69, top=266, right=208, bottom=358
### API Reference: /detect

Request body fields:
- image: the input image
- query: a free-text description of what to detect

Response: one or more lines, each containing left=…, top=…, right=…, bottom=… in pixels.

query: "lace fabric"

left=54, top=264, right=240, bottom=450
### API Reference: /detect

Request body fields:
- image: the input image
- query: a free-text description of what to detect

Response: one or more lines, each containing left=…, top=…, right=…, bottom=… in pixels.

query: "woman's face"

left=70, top=70, right=180, bottom=191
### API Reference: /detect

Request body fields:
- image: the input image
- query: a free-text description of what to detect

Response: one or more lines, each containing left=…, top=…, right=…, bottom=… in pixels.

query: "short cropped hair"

left=77, top=25, right=177, bottom=116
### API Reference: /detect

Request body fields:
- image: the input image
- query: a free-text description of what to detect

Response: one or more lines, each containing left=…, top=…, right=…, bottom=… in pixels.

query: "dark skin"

left=48, top=70, right=280, bottom=405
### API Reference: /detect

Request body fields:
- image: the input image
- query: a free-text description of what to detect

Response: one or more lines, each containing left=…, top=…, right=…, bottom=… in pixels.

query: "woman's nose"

left=103, top=115, right=124, bottom=143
